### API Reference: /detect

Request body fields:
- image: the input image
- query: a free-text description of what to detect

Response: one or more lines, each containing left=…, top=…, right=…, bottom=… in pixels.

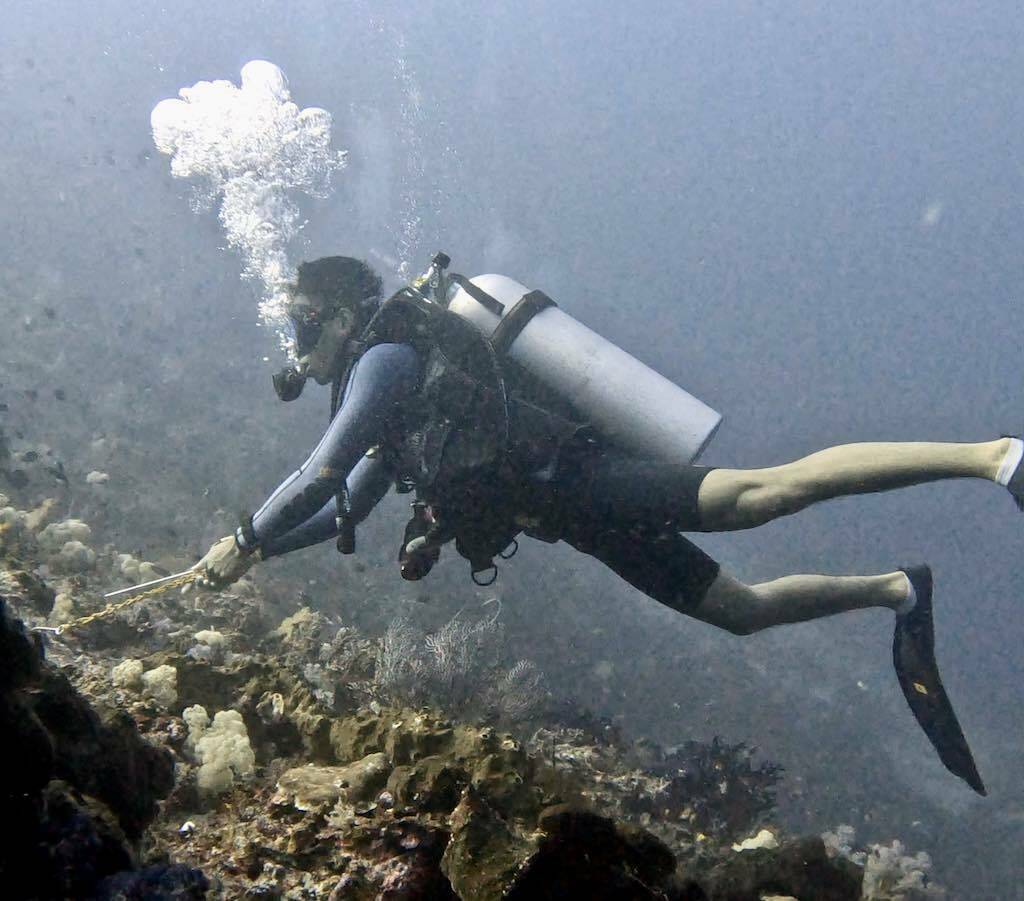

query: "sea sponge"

left=111, top=658, right=145, bottom=691
left=183, top=705, right=255, bottom=796
left=140, top=664, right=178, bottom=708
left=53, top=540, right=97, bottom=574
left=38, top=519, right=92, bottom=552
left=182, top=705, right=211, bottom=752
left=188, top=629, right=229, bottom=664
left=115, top=554, right=162, bottom=584
left=116, top=554, right=141, bottom=583
left=48, top=592, right=76, bottom=626
left=0, top=506, right=30, bottom=552
left=193, top=629, right=226, bottom=649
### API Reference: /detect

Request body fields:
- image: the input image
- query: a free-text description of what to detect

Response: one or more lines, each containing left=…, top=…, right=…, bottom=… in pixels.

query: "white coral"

left=182, top=704, right=211, bottom=752
left=38, top=519, right=91, bottom=552
left=141, top=664, right=178, bottom=708
left=48, top=592, right=75, bottom=626
left=111, top=658, right=144, bottom=691
left=53, top=540, right=96, bottom=573
left=194, top=629, right=226, bottom=648
left=187, top=708, right=256, bottom=796
left=862, top=840, right=944, bottom=899
left=0, top=506, right=29, bottom=547
left=732, top=828, right=779, bottom=852
left=823, top=825, right=945, bottom=899
left=116, top=553, right=141, bottom=582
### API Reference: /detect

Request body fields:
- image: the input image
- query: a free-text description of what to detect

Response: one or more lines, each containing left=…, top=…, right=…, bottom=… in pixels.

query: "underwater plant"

left=642, top=736, right=784, bottom=840
left=374, top=608, right=548, bottom=723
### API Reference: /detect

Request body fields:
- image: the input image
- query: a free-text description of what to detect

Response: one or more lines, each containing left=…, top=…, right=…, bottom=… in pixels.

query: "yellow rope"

left=49, top=571, right=199, bottom=636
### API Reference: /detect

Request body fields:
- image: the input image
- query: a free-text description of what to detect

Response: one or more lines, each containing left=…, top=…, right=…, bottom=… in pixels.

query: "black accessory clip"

left=336, top=486, right=355, bottom=555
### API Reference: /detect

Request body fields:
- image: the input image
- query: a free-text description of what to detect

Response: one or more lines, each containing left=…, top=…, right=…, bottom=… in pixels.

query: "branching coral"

left=373, top=610, right=548, bottom=724
left=823, top=824, right=945, bottom=899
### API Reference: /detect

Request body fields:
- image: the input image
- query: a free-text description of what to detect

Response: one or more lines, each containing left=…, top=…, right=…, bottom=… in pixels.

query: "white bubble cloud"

left=151, top=60, right=347, bottom=356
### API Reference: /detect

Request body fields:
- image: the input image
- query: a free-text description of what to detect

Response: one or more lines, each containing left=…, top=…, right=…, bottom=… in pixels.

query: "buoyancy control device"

left=341, top=252, right=723, bottom=582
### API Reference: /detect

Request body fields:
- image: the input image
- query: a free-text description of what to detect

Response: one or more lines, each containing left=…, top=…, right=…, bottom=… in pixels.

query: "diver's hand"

left=193, top=535, right=259, bottom=590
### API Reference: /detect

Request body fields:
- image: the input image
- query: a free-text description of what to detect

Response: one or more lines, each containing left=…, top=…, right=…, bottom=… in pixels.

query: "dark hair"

left=294, top=256, right=382, bottom=326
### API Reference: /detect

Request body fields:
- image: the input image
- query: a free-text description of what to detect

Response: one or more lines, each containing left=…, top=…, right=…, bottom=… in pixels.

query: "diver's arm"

left=259, top=453, right=392, bottom=558
left=248, top=342, right=420, bottom=544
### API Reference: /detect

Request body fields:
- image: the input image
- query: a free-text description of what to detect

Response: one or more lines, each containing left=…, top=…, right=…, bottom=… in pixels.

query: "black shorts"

left=527, top=449, right=721, bottom=614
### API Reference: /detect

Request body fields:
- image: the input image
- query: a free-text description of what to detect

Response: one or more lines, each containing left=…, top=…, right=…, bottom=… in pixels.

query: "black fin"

left=894, top=566, right=986, bottom=795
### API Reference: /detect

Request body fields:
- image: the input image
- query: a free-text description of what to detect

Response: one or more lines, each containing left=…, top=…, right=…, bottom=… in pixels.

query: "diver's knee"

left=693, top=572, right=763, bottom=636
left=699, top=468, right=809, bottom=531
left=737, top=470, right=809, bottom=523
left=716, top=610, right=764, bottom=636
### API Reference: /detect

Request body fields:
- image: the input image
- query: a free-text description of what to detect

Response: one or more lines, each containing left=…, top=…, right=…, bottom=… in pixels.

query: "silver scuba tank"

left=445, top=273, right=721, bottom=463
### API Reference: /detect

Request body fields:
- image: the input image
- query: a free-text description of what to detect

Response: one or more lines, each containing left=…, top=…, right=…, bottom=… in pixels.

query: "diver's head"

left=275, top=257, right=382, bottom=397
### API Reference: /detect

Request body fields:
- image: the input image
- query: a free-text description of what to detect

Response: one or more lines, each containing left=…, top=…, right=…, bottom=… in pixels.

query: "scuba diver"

left=195, top=253, right=1024, bottom=796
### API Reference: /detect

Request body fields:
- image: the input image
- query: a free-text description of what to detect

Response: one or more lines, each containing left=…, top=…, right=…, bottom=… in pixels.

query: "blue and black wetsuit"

left=248, top=341, right=722, bottom=613
left=252, top=343, right=420, bottom=557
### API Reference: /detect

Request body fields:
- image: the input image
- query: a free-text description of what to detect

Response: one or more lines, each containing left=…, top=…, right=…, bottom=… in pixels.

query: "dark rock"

left=38, top=782, right=134, bottom=898
left=31, top=667, right=175, bottom=839
left=0, top=596, right=43, bottom=689
left=0, top=692, right=55, bottom=793
left=0, top=597, right=187, bottom=899
left=148, top=652, right=257, bottom=713
left=95, top=863, right=210, bottom=900
left=509, top=804, right=679, bottom=901
left=645, top=737, right=783, bottom=842
left=3, top=468, right=29, bottom=490
left=11, top=567, right=57, bottom=614
left=388, top=756, right=466, bottom=813
left=440, top=785, right=534, bottom=901
left=370, top=819, right=458, bottom=900
left=701, top=837, right=862, bottom=901
left=330, top=707, right=389, bottom=761
left=469, top=744, right=536, bottom=819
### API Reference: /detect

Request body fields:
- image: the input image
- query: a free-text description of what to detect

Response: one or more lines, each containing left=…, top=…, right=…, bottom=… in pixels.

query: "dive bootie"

left=893, top=566, right=985, bottom=795
left=1002, top=435, right=1024, bottom=510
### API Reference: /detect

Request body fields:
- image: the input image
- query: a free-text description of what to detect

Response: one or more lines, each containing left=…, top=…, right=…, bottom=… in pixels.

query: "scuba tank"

left=433, top=263, right=721, bottom=463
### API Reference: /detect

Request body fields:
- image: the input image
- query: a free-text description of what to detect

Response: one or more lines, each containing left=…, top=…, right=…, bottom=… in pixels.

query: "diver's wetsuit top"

left=252, top=343, right=419, bottom=555
left=251, top=340, right=722, bottom=613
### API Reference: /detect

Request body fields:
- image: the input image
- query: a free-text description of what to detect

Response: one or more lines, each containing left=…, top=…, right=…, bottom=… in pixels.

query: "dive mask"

left=289, top=305, right=324, bottom=357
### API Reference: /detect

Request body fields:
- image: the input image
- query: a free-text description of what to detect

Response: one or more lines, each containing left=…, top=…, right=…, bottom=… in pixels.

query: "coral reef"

left=0, top=432, right=947, bottom=899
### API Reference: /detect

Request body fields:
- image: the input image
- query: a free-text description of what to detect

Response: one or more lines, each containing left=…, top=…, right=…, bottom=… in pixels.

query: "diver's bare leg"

left=697, top=439, right=1010, bottom=531
left=692, top=568, right=909, bottom=635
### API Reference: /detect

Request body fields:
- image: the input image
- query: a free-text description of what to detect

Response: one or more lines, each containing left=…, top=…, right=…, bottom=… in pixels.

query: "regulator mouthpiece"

left=273, top=366, right=307, bottom=401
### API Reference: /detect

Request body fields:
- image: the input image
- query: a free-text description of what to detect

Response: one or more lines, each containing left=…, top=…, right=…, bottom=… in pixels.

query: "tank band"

left=490, top=290, right=557, bottom=355
left=448, top=273, right=506, bottom=317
